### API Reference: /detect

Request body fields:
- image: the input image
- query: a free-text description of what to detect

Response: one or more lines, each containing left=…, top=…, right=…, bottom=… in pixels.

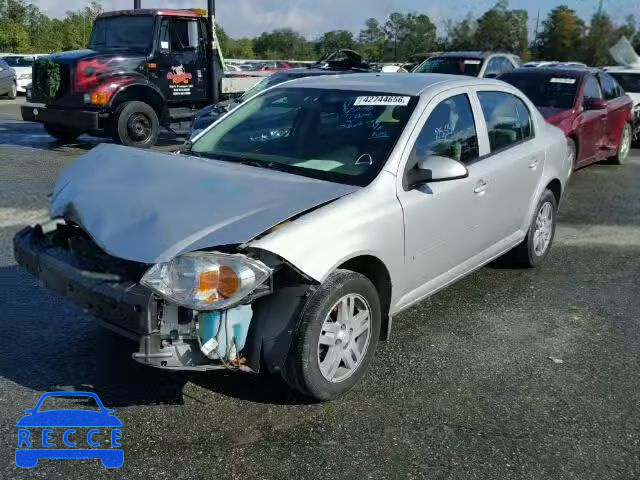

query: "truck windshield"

left=192, top=87, right=417, bottom=186
left=414, top=57, right=482, bottom=76
left=89, top=16, right=154, bottom=50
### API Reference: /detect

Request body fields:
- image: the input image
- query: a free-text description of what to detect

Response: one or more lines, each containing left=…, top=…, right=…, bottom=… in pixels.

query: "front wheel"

left=610, top=123, right=632, bottom=165
left=281, top=270, right=381, bottom=401
left=112, top=101, right=159, bottom=148
left=509, top=189, right=558, bottom=268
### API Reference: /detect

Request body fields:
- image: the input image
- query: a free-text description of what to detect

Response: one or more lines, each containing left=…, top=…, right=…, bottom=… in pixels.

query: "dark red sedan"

left=500, top=68, right=634, bottom=169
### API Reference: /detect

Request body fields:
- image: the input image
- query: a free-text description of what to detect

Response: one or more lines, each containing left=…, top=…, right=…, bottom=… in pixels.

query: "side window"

left=582, top=76, right=603, bottom=107
left=499, top=58, right=515, bottom=73
left=412, top=94, right=479, bottom=166
left=484, top=58, right=502, bottom=76
left=162, top=18, right=199, bottom=52
left=598, top=73, right=619, bottom=100
left=477, top=91, right=532, bottom=151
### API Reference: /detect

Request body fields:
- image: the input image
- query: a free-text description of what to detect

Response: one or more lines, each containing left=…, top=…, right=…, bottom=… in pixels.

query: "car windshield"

left=36, top=395, right=101, bottom=412
left=192, top=87, right=417, bottom=186
left=89, top=16, right=154, bottom=50
left=414, top=57, right=482, bottom=76
left=500, top=72, right=579, bottom=110
left=239, top=75, right=285, bottom=102
left=3, top=56, right=34, bottom=67
left=607, top=72, right=640, bottom=93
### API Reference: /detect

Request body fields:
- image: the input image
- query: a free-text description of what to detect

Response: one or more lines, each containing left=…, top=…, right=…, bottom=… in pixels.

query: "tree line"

left=1, top=0, right=639, bottom=67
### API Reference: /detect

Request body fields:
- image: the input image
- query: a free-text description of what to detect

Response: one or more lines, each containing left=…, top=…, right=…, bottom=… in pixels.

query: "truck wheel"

left=44, top=123, right=82, bottom=143
left=281, top=269, right=381, bottom=401
left=112, top=101, right=159, bottom=148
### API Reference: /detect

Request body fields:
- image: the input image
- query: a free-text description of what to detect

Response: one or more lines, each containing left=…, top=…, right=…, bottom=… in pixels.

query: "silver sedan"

left=15, top=73, right=571, bottom=401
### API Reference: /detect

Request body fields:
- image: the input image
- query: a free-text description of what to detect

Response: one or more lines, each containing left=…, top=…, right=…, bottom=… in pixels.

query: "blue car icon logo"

left=16, top=391, right=123, bottom=468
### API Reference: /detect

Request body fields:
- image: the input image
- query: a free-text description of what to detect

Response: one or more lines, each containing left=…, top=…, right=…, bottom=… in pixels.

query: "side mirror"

left=405, top=155, right=469, bottom=190
left=584, top=98, right=607, bottom=110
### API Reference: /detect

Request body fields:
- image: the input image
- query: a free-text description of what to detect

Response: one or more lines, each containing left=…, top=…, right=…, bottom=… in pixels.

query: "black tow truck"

left=22, top=3, right=222, bottom=148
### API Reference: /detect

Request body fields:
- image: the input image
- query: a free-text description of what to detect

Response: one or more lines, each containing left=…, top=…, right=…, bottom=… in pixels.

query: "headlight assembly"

left=141, top=252, right=271, bottom=310
left=19, top=73, right=32, bottom=80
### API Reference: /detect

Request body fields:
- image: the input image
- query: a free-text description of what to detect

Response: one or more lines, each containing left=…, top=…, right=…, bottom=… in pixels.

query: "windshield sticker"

left=464, top=60, right=482, bottom=65
left=293, top=160, right=343, bottom=171
left=550, top=78, right=576, bottom=84
left=354, top=96, right=410, bottom=107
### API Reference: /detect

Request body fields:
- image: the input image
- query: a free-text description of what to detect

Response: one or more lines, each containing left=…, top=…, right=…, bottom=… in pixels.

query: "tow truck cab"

left=21, top=9, right=218, bottom=147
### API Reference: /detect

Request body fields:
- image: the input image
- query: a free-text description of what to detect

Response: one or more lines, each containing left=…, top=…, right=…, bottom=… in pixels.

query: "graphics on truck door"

left=155, top=16, right=209, bottom=103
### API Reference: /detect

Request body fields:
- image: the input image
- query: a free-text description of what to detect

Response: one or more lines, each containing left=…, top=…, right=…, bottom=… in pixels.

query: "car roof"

left=435, top=51, right=512, bottom=59
left=504, top=67, right=592, bottom=79
left=274, top=72, right=505, bottom=96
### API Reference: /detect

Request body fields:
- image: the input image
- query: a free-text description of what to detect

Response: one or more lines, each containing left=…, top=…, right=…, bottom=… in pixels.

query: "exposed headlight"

left=141, top=252, right=271, bottom=310
left=19, top=73, right=31, bottom=80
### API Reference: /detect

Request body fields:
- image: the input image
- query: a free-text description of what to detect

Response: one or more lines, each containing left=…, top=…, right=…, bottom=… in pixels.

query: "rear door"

left=472, top=89, right=543, bottom=247
left=598, top=72, right=632, bottom=151
left=156, top=16, right=209, bottom=104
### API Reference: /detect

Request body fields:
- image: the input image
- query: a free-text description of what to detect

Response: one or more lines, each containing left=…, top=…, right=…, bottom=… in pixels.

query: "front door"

left=0, top=59, right=11, bottom=95
left=155, top=16, right=209, bottom=104
left=397, top=91, right=483, bottom=293
left=576, top=75, right=606, bottom=165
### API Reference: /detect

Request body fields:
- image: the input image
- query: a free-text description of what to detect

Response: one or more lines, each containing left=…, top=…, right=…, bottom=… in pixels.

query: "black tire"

left=7, top=81, right=17, bottom=99
left=610, top=123, right=632, bottom=165
left=509, top=189, right=558, bottom=268
left=281, top=269, right=381, bottom=401
left=112, top=100, right=159, bottom=148
left=44, top=123, right=82, bottom=143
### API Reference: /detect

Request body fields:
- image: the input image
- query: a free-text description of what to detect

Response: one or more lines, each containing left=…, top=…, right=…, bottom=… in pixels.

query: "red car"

left=500, top=68, right=634, bottom=169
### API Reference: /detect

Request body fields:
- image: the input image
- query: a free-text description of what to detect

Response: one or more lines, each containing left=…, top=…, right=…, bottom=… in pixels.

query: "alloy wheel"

left=317, top=293, right=372, bottom=383
left=619, top=125, right=631, bottom=161
left=533, top=201, right=554, bottom=257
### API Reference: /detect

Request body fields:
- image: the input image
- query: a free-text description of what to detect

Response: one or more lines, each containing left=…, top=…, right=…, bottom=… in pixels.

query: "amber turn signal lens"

left=218, top=266, right=240, bottom=297
left=90, top=91, right=109, bottom=106
left=197, top=270, right=219, bottom=294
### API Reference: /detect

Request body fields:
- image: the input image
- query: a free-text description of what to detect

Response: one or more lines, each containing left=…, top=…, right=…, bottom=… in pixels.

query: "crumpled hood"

left=50, top=144, right=358, bottom=264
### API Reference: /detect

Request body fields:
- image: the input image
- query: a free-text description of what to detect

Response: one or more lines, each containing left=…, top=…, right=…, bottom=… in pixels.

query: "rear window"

left=607, top=72, right=640, bottom=94
left=414, top=57, right=482, bottom=77
left=499, top=72, right=579, bottom=110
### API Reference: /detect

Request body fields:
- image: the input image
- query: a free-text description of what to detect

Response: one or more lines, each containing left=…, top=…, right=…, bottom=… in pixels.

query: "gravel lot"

left=1, top=97, right=639, bottom=479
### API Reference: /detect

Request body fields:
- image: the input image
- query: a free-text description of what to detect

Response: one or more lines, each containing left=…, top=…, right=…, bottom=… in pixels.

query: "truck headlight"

left=141, top=252, right=271, bottom=310
left=19, top=73, right=31, bottom=80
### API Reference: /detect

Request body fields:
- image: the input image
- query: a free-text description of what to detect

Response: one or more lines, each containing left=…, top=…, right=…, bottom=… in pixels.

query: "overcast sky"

left=35, top=0, right=638, bottom=39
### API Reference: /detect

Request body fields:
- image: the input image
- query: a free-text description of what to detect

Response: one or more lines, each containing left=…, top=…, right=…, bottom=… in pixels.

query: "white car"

left=605, top=66, right=640, bottom=140
left=1, top=54, right=44, bottom=93
left=15, top=74, right=571, bottom=400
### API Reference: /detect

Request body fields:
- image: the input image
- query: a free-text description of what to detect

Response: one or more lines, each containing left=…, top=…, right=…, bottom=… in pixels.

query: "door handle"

left=473, top=179, right=488, bottom=194
left=528, top=158, right=539, bottom=169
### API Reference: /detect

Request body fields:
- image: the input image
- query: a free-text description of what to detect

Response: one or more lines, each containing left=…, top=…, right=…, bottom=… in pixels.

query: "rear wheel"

left=44, top=123, right=82, bottom=143
left=567, top=138, right=577, bottom=172
left=610, top=123, right=632, bottom=165
left=281, top=270, right=381, bottom=401
left=508, top=189, right=558, bottom=268
left=112, top=100, right=159, bottom=148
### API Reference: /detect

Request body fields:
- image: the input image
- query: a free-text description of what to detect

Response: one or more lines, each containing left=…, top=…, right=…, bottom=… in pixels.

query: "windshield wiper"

left=238, top=158, right=292, bottom=173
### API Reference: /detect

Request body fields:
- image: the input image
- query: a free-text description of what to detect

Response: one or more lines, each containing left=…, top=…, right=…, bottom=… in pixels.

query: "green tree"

left=253, top=28, right=313, bottom=60
left=473, top=0, right=529, bottom=58
left=358, top=18, right=385, bottom=62
left=536, top=5, right=584, bottom=61
left=582, top=12, right=617, bottom=66
left=444, top=15, right=477, bottom=50
left=383, top=12, right=437, bottom=62
left=315, top=30, right=355, bottom=56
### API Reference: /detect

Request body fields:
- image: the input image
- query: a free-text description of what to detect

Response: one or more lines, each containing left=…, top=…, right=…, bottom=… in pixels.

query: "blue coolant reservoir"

left=198, top=305, right=253, bottom=360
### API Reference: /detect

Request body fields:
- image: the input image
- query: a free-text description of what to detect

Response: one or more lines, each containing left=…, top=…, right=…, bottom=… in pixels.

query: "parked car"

left=14, top=74, right=570, bottom=400
left=1, top=54, right=43, bottom=93
left=0, top=57, right=17, bottom=99
left=190, top=49, right=372, bottom=138
left=413, top=51, right=521, bottom=78
left=500, top=68, right=634, bottom=168
left=604, top=66, right=640, bottom=143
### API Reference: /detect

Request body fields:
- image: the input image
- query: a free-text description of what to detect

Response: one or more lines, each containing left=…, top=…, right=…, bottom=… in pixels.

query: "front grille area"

left=32, top=59, right=72, bottom=105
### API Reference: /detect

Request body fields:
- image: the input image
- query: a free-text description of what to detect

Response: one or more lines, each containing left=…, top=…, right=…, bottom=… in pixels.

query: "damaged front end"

left=14, top=221, right=316, bottom=374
